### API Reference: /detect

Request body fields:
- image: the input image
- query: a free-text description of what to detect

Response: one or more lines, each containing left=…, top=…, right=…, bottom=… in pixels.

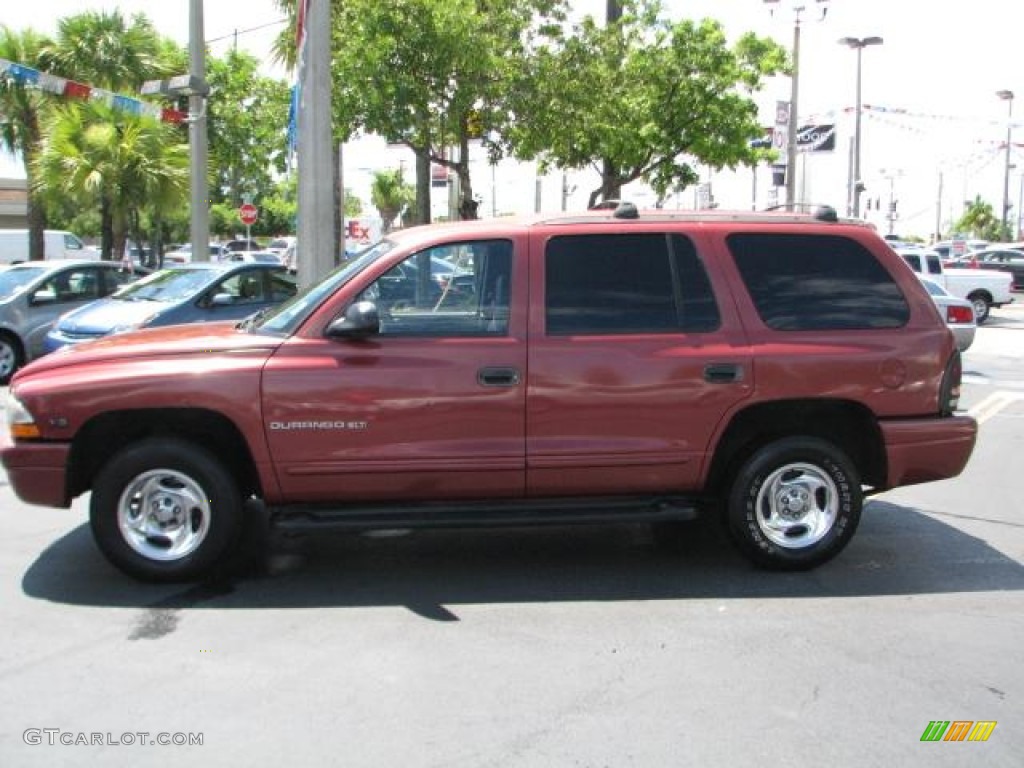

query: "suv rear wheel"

left=726, top=437, right=862, bottom=570
left=90, top=438, right=243, bottom=582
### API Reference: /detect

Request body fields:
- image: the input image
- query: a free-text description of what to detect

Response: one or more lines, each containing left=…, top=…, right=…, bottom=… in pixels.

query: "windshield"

left=0, top=267, right=48, bottom=298
left=254, top=239, right=396, bottom=335
left=111, top=267, right=220, bottom=302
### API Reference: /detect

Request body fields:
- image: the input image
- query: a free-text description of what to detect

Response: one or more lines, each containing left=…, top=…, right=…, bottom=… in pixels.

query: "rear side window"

left=545, top=233, right=720, bottom=335
left=728, top=234, right=909, bottom=330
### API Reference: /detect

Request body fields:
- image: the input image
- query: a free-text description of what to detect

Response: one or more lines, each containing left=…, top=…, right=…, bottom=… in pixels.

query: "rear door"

left=525, top=229, right=753, bottom=497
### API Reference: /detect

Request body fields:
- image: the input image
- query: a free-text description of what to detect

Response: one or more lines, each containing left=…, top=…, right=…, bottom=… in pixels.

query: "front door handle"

left=703, top=363, right=743, bottom=383
left=478, top=366, right=521, bottom=387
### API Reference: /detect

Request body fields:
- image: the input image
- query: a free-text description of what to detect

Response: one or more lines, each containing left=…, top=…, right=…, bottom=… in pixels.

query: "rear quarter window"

left=728, top=233, right=909, bottom=330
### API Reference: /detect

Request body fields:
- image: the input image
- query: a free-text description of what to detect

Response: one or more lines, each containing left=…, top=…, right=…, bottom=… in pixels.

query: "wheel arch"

left=704, top=399, right=886, bottom=498
left=68, top=408, right=261, bottom=500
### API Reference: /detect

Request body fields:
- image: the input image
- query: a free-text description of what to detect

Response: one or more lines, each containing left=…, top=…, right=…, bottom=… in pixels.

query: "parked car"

left=225, top=250, right=284, bottom=265
left=0, top=229, right=100, bottom=265
left=970, top=248, right=1024, bottom=291
left=896, top=247, right=1013, bottom=322
left=932, top=238, right=988, bottom=266
left=919, top=278, right=976, bottom=352
left=2, top=204, right=977, bottom=581
left=0, top=260, right=147, bottom=384
left=163, top=243, right=230, bottom=264
left=43, top=262, right=296, bottom=355
left=266, top=236, right=296, bottom=260
left=224, top=238, right=262, bottom=253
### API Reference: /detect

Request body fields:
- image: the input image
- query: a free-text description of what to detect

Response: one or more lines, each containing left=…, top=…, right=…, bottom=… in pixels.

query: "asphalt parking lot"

left=1, top=309, right=1022, bottom=767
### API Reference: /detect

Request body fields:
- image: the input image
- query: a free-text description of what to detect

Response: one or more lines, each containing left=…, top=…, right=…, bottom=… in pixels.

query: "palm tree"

left=33, top=103, right=189, bottom=261
left=371, top=168, right=415, bottom=233
left=45, top=10, right=164, bottom=92
left=0, top=26, right=53, bottom=260
left=42, top=10, right=170, bottom=258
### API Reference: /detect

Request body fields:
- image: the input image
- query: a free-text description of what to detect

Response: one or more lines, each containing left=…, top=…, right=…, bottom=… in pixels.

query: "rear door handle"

left=703, top=363, right=743, bottom=383
left=478, top=367, right=521, bottom=387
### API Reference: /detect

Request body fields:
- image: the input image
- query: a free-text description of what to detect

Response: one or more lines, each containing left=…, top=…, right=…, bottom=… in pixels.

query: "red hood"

left=16, top=321, right=283, bottom=380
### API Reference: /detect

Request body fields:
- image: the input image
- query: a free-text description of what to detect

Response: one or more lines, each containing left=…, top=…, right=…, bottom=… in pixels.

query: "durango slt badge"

left=269, top=421, right=368, bottom=431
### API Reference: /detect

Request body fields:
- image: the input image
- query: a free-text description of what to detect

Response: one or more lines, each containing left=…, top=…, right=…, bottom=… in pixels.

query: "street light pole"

left=839, top=36, right=883, bottom=219
left=765, top=1, right=831, bottom=210
left=997, top=89, right=1014, bottom=240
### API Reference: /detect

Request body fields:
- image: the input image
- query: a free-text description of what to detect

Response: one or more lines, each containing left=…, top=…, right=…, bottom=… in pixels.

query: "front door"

left=261, top=238, right=527, bottom=503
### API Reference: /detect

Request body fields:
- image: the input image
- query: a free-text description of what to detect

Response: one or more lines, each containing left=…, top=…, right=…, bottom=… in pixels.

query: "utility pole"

left=188, top=0, right=209, bottom=261
left=297, top=0, right=336, bottom=287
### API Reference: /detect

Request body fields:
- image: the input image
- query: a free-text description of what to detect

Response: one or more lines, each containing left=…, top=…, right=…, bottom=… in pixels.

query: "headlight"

left=5, top=391, right=40, bottom=440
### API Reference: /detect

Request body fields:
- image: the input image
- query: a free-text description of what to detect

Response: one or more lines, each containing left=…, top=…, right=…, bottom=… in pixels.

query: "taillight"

left=946, top=305, right=975, bottom=324
left=939, top=350, right=962, bottom=416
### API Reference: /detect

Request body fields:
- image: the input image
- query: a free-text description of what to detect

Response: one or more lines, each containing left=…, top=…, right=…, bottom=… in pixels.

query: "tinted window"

left=729, top=234, right=909, bottom=330
left=544, top=233, right=719, bottom=335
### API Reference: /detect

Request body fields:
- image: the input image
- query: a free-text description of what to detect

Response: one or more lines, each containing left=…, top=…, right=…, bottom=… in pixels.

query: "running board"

left=271, top=496, right=700, bottom=533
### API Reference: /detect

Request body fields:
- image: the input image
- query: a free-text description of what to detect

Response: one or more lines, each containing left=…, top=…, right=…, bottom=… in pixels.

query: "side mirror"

left=30, top=290, right=57, bottom=306
left=210, top=293, right=235, bottom=306
left=325, top=300, right=380, bottom=340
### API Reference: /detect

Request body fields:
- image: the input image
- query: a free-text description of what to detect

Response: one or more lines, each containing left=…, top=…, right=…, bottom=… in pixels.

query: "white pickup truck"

left=896, top=248, right=1013, bottom=323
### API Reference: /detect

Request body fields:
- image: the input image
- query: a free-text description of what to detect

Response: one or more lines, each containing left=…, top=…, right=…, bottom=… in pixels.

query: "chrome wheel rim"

left=0, top=341, right=15, bottom=379
left=754, top=462, right=838, bottom=549
left=117, top=469, right=211, bottom=561
left=971, top=298, right=987, bottom=321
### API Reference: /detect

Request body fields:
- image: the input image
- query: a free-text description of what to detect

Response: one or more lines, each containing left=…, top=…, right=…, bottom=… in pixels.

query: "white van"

left=0, top=229, right=100, bottom=264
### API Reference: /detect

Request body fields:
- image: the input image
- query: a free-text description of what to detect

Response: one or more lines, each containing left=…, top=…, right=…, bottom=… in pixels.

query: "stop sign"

left=238, top=203, right=258, bottom=226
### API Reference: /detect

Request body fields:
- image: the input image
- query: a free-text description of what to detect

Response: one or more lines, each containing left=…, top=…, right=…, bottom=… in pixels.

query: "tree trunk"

left=100, top=194, right=114, bottom=260
left=23, top=137, right=47, bottom=261
left=414, top=147, right=431, bottom=226
left=334, top=141, right=343, bottom=265
left=26, top=190, right=47, bottom=261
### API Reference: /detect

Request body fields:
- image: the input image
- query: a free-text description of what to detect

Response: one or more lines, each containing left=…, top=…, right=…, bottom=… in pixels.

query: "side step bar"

left=271, top=496, right=700, bottom=533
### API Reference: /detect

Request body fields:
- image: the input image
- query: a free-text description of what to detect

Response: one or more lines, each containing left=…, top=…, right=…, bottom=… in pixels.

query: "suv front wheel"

left=90, top=438, right=243, bottom=582
left=726, top=437, right=862, bottom=570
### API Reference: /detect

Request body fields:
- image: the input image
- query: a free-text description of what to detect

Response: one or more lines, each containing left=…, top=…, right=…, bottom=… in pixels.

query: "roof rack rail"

left=763, top=203, right=839, bottom=222
left=588, top=199, right=639, bottom=219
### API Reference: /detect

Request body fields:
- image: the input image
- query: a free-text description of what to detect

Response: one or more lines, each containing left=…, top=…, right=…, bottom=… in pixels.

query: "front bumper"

left=0, top=441, right=72, bottom=508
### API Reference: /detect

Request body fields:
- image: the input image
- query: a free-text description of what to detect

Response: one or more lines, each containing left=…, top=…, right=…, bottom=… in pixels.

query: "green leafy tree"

left=274, top=0, right=568, bottom=222
left=0, top=26, right=54, bottom=260
left=32, top=103, right=189, bottom=261
left=205, top=48, right=292, bottom=207
left=370, top=169, right=415, bottom=232
left=954, top=196, right=1004, bottom=242
left=506, top=1, right=787, bottom=206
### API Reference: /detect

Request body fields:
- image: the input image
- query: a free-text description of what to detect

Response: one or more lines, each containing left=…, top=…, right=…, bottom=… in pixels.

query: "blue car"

left=44, top=262, right=296, bottom=354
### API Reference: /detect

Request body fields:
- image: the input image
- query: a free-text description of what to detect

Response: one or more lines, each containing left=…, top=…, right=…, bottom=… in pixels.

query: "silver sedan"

left=920, top=277, right=976, bottom=353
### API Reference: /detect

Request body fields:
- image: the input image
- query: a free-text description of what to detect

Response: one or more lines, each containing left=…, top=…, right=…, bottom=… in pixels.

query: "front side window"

left=63, top=234, right=85, bottom=251
left=729, top=233, right=909, bottom=330
left=544, top=233, right=720, bottom=335
left=33, top=267, right=101, bottom=304
left=357, top=240, right=513, bottom=336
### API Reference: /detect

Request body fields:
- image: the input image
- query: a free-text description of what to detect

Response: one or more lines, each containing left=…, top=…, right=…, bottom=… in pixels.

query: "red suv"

left=2, top=205, right=977, bottom=581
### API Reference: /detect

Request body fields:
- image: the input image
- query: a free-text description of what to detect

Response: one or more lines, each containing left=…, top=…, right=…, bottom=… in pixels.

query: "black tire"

left=0, top=332, right=24, bottom=386
left=967, top=292, right=991, bottom=324
left=725, top=437, right=861, bottom=571
left=90, top=438, right=244, bottom=582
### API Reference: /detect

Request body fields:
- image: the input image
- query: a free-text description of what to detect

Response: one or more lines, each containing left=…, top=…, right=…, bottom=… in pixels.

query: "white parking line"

left=968, top=390, right=1024, bottom=425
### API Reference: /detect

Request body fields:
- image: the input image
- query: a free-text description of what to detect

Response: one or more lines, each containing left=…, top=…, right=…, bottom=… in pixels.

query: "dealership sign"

left=796, top=124, right=836, bottom=153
